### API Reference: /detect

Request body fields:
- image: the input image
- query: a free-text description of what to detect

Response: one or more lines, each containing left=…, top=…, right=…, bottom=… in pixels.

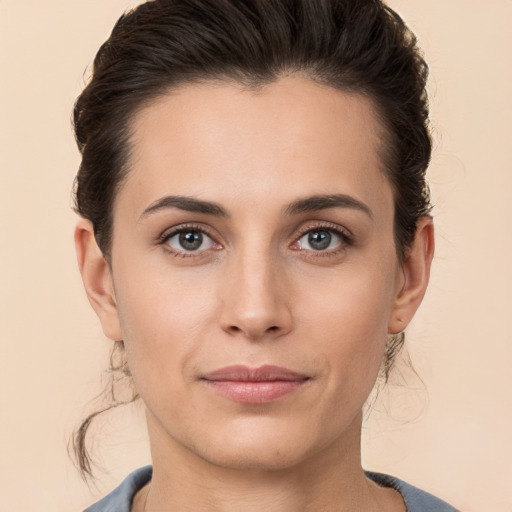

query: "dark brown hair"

left=72, top=0, right=432, bottom=479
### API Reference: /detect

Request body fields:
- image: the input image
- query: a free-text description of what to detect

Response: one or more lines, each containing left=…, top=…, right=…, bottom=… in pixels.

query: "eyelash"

left=292, top=222, right=353, bottom=258
left=157, top=222, right=353, bottom=258
left=158, top=223, right=220, bottom=259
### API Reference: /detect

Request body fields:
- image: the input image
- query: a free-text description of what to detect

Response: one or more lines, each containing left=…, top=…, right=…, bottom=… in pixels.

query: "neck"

left=138, top=411, right=404, bottom=512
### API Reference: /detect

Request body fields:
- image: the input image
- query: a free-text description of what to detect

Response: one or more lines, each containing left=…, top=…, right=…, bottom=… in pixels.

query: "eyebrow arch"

left=139, top=195, right=228, bottom=220
left=285, top=194, right=373, bottom=219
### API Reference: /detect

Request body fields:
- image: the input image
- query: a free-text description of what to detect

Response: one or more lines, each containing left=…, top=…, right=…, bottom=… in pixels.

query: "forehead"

left=118, top=76, right=392, bottom=220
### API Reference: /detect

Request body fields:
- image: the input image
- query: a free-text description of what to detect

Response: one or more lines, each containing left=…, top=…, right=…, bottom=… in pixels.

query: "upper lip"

left=202, top=365, right=309, bottom=382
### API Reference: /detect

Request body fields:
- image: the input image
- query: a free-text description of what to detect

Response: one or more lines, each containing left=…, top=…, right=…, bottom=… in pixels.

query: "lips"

left=201, top=365, right=309, bottom=404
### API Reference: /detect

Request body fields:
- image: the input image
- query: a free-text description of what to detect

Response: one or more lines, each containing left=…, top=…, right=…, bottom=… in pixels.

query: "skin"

left=75, top=76, right=434, bottom=512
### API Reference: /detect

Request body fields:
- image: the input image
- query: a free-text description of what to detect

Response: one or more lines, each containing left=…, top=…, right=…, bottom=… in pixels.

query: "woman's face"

left=81, top=76, right=430, bottom=471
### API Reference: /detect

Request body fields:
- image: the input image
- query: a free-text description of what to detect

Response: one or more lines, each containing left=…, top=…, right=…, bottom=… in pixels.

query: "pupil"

left=308, top=231, right=331, bottom=250
left=179, top=231, right=202, bottom=250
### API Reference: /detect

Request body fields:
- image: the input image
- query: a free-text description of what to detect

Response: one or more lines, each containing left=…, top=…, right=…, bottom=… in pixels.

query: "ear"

left=388, top=217, right=435, bottom=334
left=74, top=218, right=123, bottom=341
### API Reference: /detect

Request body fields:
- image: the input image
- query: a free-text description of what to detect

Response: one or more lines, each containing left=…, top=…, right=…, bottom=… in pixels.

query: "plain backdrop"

left=0, top=1, right=511, bottom=511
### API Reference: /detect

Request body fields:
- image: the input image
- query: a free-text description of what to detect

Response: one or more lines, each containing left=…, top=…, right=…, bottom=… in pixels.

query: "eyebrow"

left=285, top=194, right=373, bottom=219
left=139, top=195, right=228, bottom=220
left=139, top=193, right=373, bottom=221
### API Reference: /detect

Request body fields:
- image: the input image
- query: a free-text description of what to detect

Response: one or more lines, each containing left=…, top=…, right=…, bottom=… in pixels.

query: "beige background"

left=0, top=1, right=511, bottom=511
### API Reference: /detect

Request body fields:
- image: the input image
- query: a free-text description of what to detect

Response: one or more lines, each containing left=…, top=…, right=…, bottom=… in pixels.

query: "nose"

left=219, top=247, right=293, bottom=341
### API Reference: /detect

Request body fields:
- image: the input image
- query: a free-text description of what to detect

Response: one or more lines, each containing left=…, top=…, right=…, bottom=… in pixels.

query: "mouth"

left=201, top=365, right=310, bottom=404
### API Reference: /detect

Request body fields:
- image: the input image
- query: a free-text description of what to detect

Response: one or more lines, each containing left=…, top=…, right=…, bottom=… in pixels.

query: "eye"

left=163, top=227, right=219, bottom=254
left=293, top=227, right=349, bottom=252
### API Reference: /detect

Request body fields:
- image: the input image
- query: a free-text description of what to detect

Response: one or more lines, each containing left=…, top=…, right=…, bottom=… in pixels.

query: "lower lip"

left=203, top=380, right=306, bottom=404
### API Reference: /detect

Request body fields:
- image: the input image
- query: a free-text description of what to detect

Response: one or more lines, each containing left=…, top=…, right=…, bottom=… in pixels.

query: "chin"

left=187, top=419, right=329, bottom=472
left=202, top=443, right=312, bottom=472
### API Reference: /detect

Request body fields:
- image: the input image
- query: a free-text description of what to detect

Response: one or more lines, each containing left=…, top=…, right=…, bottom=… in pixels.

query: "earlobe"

left=388, top=217, right=435, bottom=334
left=74, top=218, right=123, bottom=341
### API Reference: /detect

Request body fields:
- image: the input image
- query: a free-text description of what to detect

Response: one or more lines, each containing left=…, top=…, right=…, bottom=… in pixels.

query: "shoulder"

left=83, top=466, right=152, bottom=512
left=366, top=471, right=459, bottom=512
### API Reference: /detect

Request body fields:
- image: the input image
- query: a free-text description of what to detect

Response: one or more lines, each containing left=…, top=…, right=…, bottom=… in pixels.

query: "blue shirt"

left=83, top=465, right=459, bottom=511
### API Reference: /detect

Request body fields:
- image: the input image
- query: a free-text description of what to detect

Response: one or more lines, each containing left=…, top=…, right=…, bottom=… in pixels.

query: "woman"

left=72, top=0, right=457, bottom=510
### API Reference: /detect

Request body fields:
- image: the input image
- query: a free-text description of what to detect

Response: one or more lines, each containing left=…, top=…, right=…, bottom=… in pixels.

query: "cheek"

left=295, top=258, right=398, bottom=391
left=112, top=260, right=215, bottom=402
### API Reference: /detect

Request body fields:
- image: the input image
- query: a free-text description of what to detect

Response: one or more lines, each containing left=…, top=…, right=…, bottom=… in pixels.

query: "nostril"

left=225, top=323, right=281, bottom=339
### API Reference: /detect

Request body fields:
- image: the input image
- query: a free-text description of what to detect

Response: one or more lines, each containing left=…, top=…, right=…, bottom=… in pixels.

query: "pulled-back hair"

left=72, top=0, right=432, bottom=480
